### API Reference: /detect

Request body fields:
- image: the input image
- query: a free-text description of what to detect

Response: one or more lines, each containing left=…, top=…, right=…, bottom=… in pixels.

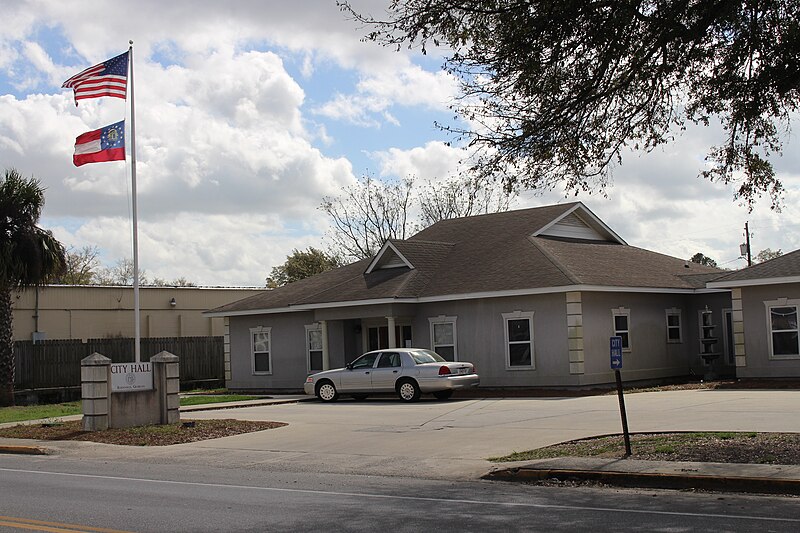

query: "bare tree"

left=321, top=176, right=416, bottom=261
left=418, top=176, right=515, bottom=226
left=95, top=258, right=147, bottom=286
left=151, top=276, right=197, bottom=287
left=755, top=248, right=783, bottom=263
left=53, top=245, right=101, bottom=285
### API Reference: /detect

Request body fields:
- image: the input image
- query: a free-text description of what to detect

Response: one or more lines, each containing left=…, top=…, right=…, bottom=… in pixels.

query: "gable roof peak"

left=364, top=240, right=414, bottom=274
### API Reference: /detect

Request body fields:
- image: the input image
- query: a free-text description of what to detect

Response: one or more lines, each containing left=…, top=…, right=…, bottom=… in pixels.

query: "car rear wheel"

left=316, top=380, right=339, bottom=402
left=396, top=379, right=421, bottom=402
left=433, top=390, right=453, bottom=400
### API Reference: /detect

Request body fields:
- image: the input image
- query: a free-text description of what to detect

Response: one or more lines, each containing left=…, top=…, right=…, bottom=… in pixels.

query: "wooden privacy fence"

left=13, top=337, right=224, bottom=390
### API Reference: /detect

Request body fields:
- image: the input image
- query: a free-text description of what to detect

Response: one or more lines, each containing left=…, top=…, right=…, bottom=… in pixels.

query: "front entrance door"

left=368, top=325, right=412, bottom=350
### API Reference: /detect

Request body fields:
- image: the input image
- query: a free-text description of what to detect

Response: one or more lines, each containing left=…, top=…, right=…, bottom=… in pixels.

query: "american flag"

left=62, top=51, right=128, bottom=105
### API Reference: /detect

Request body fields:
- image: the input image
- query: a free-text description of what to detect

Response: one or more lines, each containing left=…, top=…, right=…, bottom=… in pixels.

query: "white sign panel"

left=110, top=362, right=153, bottom=392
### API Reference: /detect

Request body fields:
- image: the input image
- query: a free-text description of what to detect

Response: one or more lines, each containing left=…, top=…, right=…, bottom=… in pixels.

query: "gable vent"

left=541, top=212, right=607, bottom=241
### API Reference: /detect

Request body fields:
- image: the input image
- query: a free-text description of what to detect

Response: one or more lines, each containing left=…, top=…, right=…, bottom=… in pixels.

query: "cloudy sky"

left=1, top=1, right=798, bottom=287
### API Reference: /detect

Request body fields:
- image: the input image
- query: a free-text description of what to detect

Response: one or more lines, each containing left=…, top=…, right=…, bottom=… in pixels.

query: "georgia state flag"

left=73, top=120, right=126, bottom=167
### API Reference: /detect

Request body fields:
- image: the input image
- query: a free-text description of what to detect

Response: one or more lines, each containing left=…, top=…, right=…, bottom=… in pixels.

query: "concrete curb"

left=483, top=467, right=800, bottom=495
left=0, top=444, right=48, bottom=456
left=180, top=396, right=314, bottom=413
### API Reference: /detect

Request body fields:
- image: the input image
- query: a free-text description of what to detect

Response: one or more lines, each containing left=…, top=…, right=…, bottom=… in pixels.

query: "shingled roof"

left=208, top=202, right=722, bottom=315
left=708, top=248, right=800, bottom=287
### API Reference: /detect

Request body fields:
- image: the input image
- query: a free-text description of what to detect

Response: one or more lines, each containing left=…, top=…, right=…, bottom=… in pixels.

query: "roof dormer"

left=533, top=203, right=626, bottom=244
left=365, top=241, right=414, bottom=274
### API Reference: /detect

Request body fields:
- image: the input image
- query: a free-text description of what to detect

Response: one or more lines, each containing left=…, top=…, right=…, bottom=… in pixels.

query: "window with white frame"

left=766, top=299, right=799, bottom=359
left=612, top=308, right=631, bottom=351
left=502, top=311, right=535, bottom=369
left=666, top=308, right=682, bottom=343
left=429, top=316, right=457, bottom=361
left=305, top=324, right=323, bottom=373
left=250, top=326, right=272, bottom=375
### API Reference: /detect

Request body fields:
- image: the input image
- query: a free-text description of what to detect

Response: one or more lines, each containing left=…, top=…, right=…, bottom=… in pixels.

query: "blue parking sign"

left=610, top=336, right=623, bottom=370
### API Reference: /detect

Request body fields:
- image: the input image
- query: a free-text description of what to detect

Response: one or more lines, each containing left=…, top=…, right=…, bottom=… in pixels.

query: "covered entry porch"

left=311, top=303, right=417, bottom=373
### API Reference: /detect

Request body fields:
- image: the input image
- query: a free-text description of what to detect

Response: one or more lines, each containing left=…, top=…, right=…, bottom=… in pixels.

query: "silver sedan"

left=304, top=348, right=479, bottom=402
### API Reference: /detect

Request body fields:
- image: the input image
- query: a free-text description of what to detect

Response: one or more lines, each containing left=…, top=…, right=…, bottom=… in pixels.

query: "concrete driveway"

left=178, top=389, right=800, bottom=480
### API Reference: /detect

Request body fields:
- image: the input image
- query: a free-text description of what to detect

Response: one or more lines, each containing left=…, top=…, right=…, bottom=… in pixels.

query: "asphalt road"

left=1, top=454, right=799, bottom=532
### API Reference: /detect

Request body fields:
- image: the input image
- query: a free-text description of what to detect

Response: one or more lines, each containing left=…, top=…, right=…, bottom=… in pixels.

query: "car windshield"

left=410, top=350, right=446, bottom=364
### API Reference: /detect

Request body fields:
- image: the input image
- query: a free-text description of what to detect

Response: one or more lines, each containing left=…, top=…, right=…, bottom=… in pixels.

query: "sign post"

left=610, top=336, right=632, bottom=457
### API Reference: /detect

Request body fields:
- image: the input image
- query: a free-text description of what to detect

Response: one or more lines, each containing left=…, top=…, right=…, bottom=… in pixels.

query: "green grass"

left=178, top=395, right=262, bottom=406
left=0, top=402, right=81, bottom=424
left=0, top=395, right=264, bottom=423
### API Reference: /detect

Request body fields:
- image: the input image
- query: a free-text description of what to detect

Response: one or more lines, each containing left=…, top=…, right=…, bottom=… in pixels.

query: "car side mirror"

left=346, top=363, right=353, bottom=370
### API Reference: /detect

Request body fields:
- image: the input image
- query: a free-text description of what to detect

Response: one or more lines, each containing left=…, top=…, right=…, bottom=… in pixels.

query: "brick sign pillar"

left=81, top=353, right=111, bottom=431
left=152, top=351, right=180, bottom=424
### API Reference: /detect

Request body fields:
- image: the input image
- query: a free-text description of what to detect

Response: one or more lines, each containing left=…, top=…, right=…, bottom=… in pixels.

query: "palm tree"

left=0, top=169, right=66, bottom=406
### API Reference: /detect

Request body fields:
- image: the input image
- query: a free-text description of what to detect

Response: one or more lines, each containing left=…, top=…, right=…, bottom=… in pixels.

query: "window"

left=429, top=316, right=457, bottom=361
left=766, top=300, right=799, bottom=359
left=250, top=326, right=272, bottom=375
left=351, top=351, right=379, bottom=369
left=305, top=324, right=323, bottom=373
left=612, top=308, right=631, bottom=351
left=502, top=311, right=534, bottom=369
left=376, top=352, right=401, bottom=368
left=666, top=309, right=682, bottom=343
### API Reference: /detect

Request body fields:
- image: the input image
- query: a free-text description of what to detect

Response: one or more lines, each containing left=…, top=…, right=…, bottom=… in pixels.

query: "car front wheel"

left=316, top=380, right=339, bottom=402
left=396, top=379, right=421, bottom=402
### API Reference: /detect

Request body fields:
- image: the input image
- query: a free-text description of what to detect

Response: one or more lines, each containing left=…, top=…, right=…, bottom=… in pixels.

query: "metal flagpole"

left=129, top=40, right=141, bottom=363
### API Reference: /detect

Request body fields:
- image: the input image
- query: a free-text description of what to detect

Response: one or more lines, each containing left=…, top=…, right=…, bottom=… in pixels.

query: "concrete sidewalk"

left=484, top=457, right=800, bottom=495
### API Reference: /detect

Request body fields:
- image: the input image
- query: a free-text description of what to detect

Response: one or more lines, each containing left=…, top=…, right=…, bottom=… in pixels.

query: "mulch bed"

left=0, top=419, right=286, bottom=446
left=494, top=432, right=800, bottom=465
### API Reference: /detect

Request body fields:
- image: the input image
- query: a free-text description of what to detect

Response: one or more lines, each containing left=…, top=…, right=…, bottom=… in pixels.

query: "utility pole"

left=745, top=222, right=752, bottom=266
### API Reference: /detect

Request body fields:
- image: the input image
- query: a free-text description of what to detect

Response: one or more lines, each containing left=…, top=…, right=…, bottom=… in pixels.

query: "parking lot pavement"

left=175, top=389, right=800, bottom=479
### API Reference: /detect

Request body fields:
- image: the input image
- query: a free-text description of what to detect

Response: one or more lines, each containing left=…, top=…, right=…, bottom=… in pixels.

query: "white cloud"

left=50, top=213, right=328, bottom=286
left=314, top=65, right=458, bottom=126
left=372, top=141, right=464, bottom=180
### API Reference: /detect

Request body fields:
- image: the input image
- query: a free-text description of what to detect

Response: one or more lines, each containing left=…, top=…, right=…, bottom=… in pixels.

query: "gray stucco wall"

left=226, top=288, right=734, bottom=392
left=738, top=283, right=800, bottom=378
left=414, top=293, right=573, bottom=387
left=579, top=291, right=730, bottom=385
left=228, top=311, right=316, bottom=390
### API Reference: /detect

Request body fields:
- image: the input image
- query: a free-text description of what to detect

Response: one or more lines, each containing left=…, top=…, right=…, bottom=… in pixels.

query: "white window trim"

left=665, top=308, right=682, bottom=344
left=428, top=315, right=458, bottom=361
left=502, top=311, right=535, bottom=370
left=765, top=298, right=800, bottom=360
left=250, top=326, right=272, bottom=375
left=305, top=323, right=323, bottom=373
left=612, top=307, right=631, bottom=352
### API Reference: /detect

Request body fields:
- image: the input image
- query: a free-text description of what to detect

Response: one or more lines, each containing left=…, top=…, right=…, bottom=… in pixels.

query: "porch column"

left=321, top=320, right=330, bottom=370
left=386, top=316, right=397, bottom=348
